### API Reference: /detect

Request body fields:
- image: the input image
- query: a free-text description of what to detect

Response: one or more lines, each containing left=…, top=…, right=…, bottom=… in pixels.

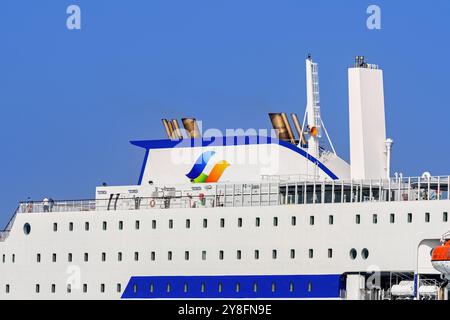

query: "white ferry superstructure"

left=0, top=55, right=449, bottom=300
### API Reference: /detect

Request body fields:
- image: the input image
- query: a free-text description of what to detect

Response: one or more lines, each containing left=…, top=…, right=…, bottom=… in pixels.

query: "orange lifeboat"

left=431, top=239, right=450, bottom=280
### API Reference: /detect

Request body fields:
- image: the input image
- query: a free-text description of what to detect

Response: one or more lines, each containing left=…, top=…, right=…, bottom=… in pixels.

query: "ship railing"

left=277, top=175, right=450, bottom=205
left=12, top=175, right=450, bottom=214
left=0, top=205, right=20, bottom=242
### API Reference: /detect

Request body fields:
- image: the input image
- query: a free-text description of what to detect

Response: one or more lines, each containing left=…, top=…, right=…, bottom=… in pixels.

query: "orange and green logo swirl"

left=186, top=151, right=230, bottom=183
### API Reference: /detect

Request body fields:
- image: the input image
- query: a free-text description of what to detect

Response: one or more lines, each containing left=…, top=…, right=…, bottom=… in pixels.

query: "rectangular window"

left=117, top=283, right=122, bottom=293
left=135, top=220, right=140, bottom=230
left=5, top=284, right=10, bottom=294
left=152, top=220, right=156, bottom=229
left=51, top=284, right=56, bottom=293
left=329, top=215, right=334, bottom=225
left=202, top=251, right=207, bottom=260
left=444, top=212, right=448, bottom=222
left=37, top=253, right=41, bottom=263
left=35, top=284, right=40, bottom=293
left=309, top=249, right=314, bottom=259
left=408, top=213, right=413, bottom=223
left=291, top=216, right=296, bottom=226
left=425, top=212, right=430, bottom=223
left=100, top=284, right=105, bottom=293
left=134, top=252, right=139, bottom=261
left=290, top=249, right=295, bottom=259
left=118, top=252, right=122, bottom=261
left=355, top=214, right=361, bottom=224
left=102, top=252, right=106, bottom=262
left=255, top=217, right=260, bottom=227
left=238, top=218, right=243, bottom=227
left=203, top=219, right=208, bottom=228
left=102, top=221, right=107, bottom=230
left=2, top=255, right=5, bottom=263
left=220, top=218, right=225, bottom=228
left=328, top=248, right=333, bottom=258
left=52, top=253, right=57, bottom=262
left=169, top=219, right=173, bottom=229
left=272, top=250, right=277, bottom=259
left=186, top=219, right=191, bottom=229
left=273, top=217, right=278, bottom=226
left=151, top=251, right=155, bottom=261
left=69, top=222, right=73, bottom=231
left=68, top=253, right=72, bottom=262
left=254, top=250, right=259, bottom=260
left=310, top=216, right=315, bottom=225
left=85, top=222, right=89, bottom=231
left=118, top=221, right=123, bottom=230
left=373, top=214, right=378, bottom=224
left=67, top=284, right=72, bottom=293
left=168, top=251, right=173, bottom=261
left=185, top=251, right=189, bottom=261
left=237, top=250, right=242, bottom=260
left=53, top=223, right=57, bottom=232
left=84, top=253, right=89, bottom=262
left=12, top=254, right=15, bottom=263
left=390, top=214, right=395, bottom=223
left=219, top=250, right=224, bottom=260
left=83, top=284, right=87, bottom=293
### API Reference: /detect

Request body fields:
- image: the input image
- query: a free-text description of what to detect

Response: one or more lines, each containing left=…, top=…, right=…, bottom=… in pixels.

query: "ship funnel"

left=182, top=118, right=201, bottom=138
left=348, top=57, right=387, bottom=179
left=291, top=113, right=306, bottom=146
left=269, top=113, right=295, bottom=144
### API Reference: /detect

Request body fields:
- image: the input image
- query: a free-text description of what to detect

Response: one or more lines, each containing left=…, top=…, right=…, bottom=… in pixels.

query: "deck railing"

left=10, top=175, right=450, bottom=215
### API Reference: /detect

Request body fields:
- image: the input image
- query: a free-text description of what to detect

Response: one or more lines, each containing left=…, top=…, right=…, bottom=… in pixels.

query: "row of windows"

left=46, top=211, right=449, bottom=233
left=3, top=283, right=122, bottom=294
left=1, top=248, right=370, bottom=264
left=130, top=281, right=313, bottom=295
left=4, top=280, right=318, bottom=295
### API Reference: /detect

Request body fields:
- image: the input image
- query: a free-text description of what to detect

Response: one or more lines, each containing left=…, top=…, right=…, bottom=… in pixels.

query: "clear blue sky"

left=1, top=0, right=449, bottom=226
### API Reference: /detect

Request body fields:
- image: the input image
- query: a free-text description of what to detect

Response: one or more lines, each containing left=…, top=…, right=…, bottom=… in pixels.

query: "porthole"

left=361, top=248, right=369, bottom=260
left=349, top=248, right=357, bottom=260
left=23, top=223, right=31, bottom=235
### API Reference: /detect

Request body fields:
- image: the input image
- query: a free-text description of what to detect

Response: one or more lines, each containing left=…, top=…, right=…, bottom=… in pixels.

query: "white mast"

left=302, top=54, right=336, bottom=159
left=305, top=55, right=321, bottom=158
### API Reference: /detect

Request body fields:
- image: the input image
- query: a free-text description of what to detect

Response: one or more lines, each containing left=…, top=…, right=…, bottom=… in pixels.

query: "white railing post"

left=408, top=177, right=411, bottom=201
left=331, top=180, right=335, bottom=203
left=437, top=176, right=441, bottom=200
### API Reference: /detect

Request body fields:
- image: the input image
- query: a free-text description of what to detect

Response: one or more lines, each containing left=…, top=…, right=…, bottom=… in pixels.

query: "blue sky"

left=0, top=0, right=449, bottom=225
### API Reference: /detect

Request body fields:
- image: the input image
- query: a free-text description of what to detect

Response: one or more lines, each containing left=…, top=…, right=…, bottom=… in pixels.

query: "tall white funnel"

left=348, top=57, right=387, bottom=180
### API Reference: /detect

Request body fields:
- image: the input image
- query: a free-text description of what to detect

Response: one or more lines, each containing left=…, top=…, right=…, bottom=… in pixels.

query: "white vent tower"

left=348, top=56, right=390, bottom=180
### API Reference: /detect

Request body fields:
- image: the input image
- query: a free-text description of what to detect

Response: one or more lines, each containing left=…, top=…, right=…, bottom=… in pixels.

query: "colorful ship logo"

left=186, top=151, right=230, bottom=183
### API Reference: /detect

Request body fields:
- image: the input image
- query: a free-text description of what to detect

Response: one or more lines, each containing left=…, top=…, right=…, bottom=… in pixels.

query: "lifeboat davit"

left=431, top=239, right=450, bottom=280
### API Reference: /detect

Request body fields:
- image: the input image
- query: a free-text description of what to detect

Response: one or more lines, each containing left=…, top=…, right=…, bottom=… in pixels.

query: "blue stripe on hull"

left=121, top=274, right=344, bottom=299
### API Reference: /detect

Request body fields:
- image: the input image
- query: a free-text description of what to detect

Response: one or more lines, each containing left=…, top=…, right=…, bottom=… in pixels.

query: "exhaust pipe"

left=269, top=113, right=294, bottom=143
left=182, top=118, right=201, bottom=138
left=280, top=112, right=296, bottom=144
left=162, top=119, right=174, bottom=139
left=291, top=113, right=306, bottom=146
left=171, top=119, right=184, bottom=139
